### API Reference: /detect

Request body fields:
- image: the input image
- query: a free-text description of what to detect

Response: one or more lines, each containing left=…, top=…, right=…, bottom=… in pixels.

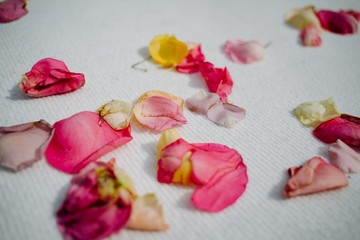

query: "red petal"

left=339, top=9, right=360, bottom=22
left=317, top=10, right=358, bottom=34
left=0, top=0, right=27, bottom=23
left=176, top=44, right=205, bottom=74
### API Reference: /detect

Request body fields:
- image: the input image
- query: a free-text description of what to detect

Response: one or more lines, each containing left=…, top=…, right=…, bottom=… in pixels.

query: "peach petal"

left=206, top=102, right=246, bottom=128
left=328, top=139, right=360, bottom=173
left=285, top=6, right=323, bottom=32
left=185, top=90, right=220, bottom=114
left=224, top=39, right=265, bottom=64
left=97, top=100, right=133, bottom=130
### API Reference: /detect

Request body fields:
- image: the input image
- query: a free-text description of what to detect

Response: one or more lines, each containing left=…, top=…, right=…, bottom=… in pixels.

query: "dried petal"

left=45, top=111, right=133, bottom=174
left=0, top=0, right=27, bottom=23
left=0, top=120, right=54, bottom=171
left=285, top=6, right=323, bottom=32
left=133, top=91, right=187, bottom=132
left=148, top=34, right=188, bottom=67
left=313, top=115, right=360, bottom=146
left=340, top=9, right=360, bottom=22
left=206, top=102, right=246, bottom=128
left=294, top=97, right=340, bottom=127
left=98, top=100, right=133, bottom=130
left=317, top=10, right=358, bottom=34
left=224, top=39, right=265, bottom=64
left=19, top=58, right=85, bottom=97
left=328, top=139, right=360, bottom=173
left=300, top=26, right=322, bottom=47
left=156, top=128, right=181, bottom=159
left=284, top=157, right=348, bottom=198
left=185, top=90, right=220, bottom=114
left=176, top=43, right=205, bottom=74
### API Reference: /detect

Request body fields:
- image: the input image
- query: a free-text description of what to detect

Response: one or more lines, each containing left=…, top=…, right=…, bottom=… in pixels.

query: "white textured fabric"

left=1, top=0, right=360, bottom=240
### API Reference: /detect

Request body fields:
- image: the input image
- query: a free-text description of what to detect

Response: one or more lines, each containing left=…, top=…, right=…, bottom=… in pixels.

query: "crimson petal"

left=317, top=10, right=358, bottom=34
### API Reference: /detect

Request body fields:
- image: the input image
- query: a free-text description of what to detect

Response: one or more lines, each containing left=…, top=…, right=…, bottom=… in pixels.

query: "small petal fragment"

left=317, top=10, right=358, bottom=34
left=176, top=43, right=205, bottom=74
left=224, top=39, right=265, bottom=64
left=328, top=139, right=360, bottom=173
left=19, top=58, right=85, bottom=97
left=98, top=100, right=133, bottom=130
left=206, top=102, right=246, bottom=128
left=300, top=26, right=322, bottom=47
left=185, top=90, right=220, bottom=114
left=0, top=120, right=54, bottom=171
left=284, top=157, right=348, bottom=198
left=45, top=111, right=133, bottom=174
left=0, top=0, right=28, bottom=23
left=294, top=97, right=340, bottom=127
left=285, top=6, right=323, bottom=32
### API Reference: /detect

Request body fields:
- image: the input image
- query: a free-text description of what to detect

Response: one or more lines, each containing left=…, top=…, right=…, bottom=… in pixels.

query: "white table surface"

left=1, top=0, right=360, bottom=239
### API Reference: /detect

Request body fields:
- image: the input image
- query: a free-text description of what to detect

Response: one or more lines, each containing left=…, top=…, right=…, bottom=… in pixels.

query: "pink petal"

left=45, top=111, right=133, bottom=174
left=313, top=115, right=360, bottom=146
left=317, top=10, right=358, bottom=34
left=0, top=0, right=27, bottom=23
left=185, top=90, right=220, bottom=114
left=224, top=39, right=265, bottom=64
left=206, top=102, right=246, bottom=128
left=340, top=9, right=360, bottom=22
left=176, top=44, right=205, bottom=74
left=284, top=157, right=349, bottom=198
left=134, top=96, right=187, bottom=132
left=328, top=139, right=360, bottom=173
left=19, top=58, right=85, bottom=97
left=300, top=26, right=322, bottom=47
left=199, top=62, right=233, bottom=102
left=0, top=120, right=54, bottom=171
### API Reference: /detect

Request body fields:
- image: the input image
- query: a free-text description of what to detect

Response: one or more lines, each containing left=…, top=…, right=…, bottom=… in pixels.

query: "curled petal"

left=294, top=97, right=340, bottom=127
left=285, top=6, right=323, bottom=32
left=317, top=10, right=358, bottom=34
left=185, top=90, right=220, bottom=114
left=19, top=58, right=85, bottom=97
left=340, top=9, right=360, bottom=22
left=98, top=100, right=133, bottom=130
left=284, top=157, right=348, bottom=198
left=156, top=128, right=181, bottom=159
left=0, top=120, right=54, bottom=171
left=45, top=111, right=133, bottom=174
left=206, top=102, right=246, bottom=128
left=300, top=26, right=322, bottom=47
left=224, top=39, right=265, bottom=64
left=328, top=140, right=360, bottom=173
left=176, top=43, right=205, bottom=74
left=0, top=0, right=27, bottom=23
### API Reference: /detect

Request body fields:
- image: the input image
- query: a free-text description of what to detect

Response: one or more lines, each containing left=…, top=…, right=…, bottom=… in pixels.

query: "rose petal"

left=224, top=39, right=265, bottom=64
left=176, top=43, right=205, bottom=74
left=328, top=139, right=360, bottom=173
left=284, top=157, right=348, bottom=198
left=313, top=115, right=360, bottom=146
left=45, top=111, right=133, bottom=174
left=294, top=97, right=340, bottom=127
left=206, top=102, right=246, bottom=128
left=317, top=10, right=358, bottom=34
left=0, top=120, right=54, bottom=171
left=98, top=100, right=133, bottom=130
left=300, top=26, right=322, bottom=47
left=0, top=0, right=27, bottom=23
left=285, top=6, right=323, bottom=32
left=185, top=90, right=220, bottom=114
left=340, top=9, right=360, bottom=22
left=19, top=58, right=85, bottom=97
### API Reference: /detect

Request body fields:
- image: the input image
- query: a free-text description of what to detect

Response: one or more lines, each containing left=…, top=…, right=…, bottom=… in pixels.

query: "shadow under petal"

left=7, top=84, right=31, bottom=101
left=268, top=170, right=289, bottom=201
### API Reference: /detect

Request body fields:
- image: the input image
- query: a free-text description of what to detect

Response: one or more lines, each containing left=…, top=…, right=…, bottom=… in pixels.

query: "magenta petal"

left=176, top=44, right=205, bottom=74
left=0, top=0, right=27, bottom=23
left=45, top=111, right=133, bottom=174
left=0, top=120, right=54, bottom=171
left=317, top=10, right=358, bottom=34
left=340, top=9, right=360, bottom=22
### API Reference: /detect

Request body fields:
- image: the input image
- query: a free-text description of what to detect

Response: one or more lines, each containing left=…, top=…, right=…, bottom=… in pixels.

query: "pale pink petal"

left=284, top=157, right=348, bottom=198
left=317, top=10, right=358, bottom=34
left=224, top=39, right=265, bottom=64
left=0, top=0, right=27, bottom=23
left=45, top=111, right=133, bottom=174
left=328, top=139, right=360, bottom=173
left=176, top=43, right=205, bottom=74
left=206, top=102, right=246, bottom=128
left=300, top=26, right=322, bottom=47
left=0, top=120, right=54, bottom=171
left=185, top=90, right=220, bottom=114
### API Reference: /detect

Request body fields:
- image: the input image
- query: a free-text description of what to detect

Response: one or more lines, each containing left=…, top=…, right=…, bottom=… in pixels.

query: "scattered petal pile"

left=224, top=39, right=265, bottom=64
left=0, top=0, right=28, bottom=23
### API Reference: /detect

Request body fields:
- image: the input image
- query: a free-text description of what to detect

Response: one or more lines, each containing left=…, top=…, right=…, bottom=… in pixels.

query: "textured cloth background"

left=1, top=0, right=360, bottom=239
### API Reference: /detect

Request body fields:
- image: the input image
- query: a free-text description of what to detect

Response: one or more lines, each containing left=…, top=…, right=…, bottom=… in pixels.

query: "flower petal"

left=294, top=97, right=340, bottom=127
left=317, top=10, right=358, bottom=34
left=98, top=100, right=133, bottom=130
left=185, top=90, right=220, bottom=114
left=300, top=26, right=322, bottom=47
left=206, top=102, right=246, bottom=128
left=285, top=6, right=323, bottom=32
left=0, top=120, right=54, bottom=171
left=328, top=139, right=360, bottom=173
left=0, top=0, right=28, bottom=23
left=45, top=111, right=133, bottom=174
left=340, top=9, right=360, bottom=22
left=284, top=157, right=348, bottom=198
left=224, top=39, right=265, bottom=64
left=176, top=43, right=205, bottom=74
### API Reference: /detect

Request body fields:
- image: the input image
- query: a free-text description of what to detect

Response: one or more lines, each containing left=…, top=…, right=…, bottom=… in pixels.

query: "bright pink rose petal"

left=313, top=115, right=360, bottom=146
left=206, top=102, right=246, bottom=128
left=340, top=9, right=360, bottom=22
left=0, top=120, right=54, bottom=171
left=176, top=44, right=205, bottom=74
left=317, top=10, right=358, bottom=34
left=45, top=111, right=133, bottom=174
left=0, top=0, right=27, bottom=23
left=224, top=39, right=265, bottom=64
left=19, top=58, right=85, bottom=97
left=328, top=139, right=360, bottom=173
left=284, top=157, right=349, bottom=198
left=300, top=26, right=322, bottom=47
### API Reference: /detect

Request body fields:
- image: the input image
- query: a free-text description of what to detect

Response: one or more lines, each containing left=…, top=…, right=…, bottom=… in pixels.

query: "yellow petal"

left=97, top=100, right=133, bottom=130
left=285, top=6, right=324, bottom=32
left=172, top=151, right=193, bottom=184
left=157, top=128, right=181, bottom=159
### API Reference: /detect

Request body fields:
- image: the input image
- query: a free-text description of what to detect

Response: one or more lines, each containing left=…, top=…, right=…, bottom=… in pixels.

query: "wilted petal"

left=185, top=90, right=220, bottom=114
left=206, top=102, right=246, bottom=128
left=317, top=10, right=358, bottom=34
left=45, top=111, right=133, bottom=174
left=156, top=128, right=181, bottom=159
left=0, top=120, right=54, bottom=171
left=340, top=9, right=360, bottom=22
left=313, top=115, right=360, bottom=146
left=19, top=58, right=85, bottom=97
left=98, top=100, right=133, bottom=130
left=294, top=97, right=340, bottom=127
left=300, top=26, right=322, bottom=47
left=284, top=157, right=348, bottom=198
left=285, top=6, right=323, bottom=32
left=328, top=139, right=360, bottom=173
left=224, top=39, right=265, bottom=64
left=176, top=43, right=205, bottom=74
left=0, top=0, right=27, bottom=23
